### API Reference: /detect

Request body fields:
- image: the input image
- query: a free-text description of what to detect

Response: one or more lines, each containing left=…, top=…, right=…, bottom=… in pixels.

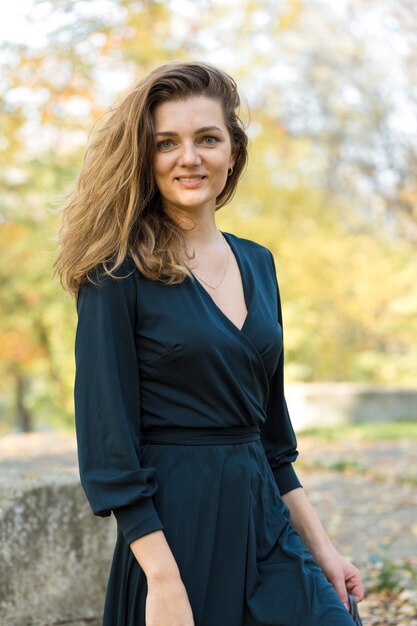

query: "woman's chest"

left=134, top=272, right=282, bottom=381
left=190, top=249, right=248, bottom=333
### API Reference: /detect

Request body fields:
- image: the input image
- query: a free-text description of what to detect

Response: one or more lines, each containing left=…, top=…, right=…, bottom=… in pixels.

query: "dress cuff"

left=113, top=497, right=165, bottom=545
left=272, top=462, right=303, bottom=495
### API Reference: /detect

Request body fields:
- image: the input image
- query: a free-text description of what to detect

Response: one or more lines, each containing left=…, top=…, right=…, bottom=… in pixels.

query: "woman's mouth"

left=175, top=176, right=206, bottom=188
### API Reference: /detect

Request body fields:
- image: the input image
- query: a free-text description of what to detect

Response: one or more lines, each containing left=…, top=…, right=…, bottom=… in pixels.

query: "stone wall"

left=0, top=433, right=114, bottom=626
left=286, top=383, right=417, bottom=430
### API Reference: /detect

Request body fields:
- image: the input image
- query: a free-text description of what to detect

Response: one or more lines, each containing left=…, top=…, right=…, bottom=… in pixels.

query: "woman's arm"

left=130, top=530, right=195, bottom=626
left=74, top=259, right=165, bottom=543
left=259, top=250, right=302, bottom=495
left=74, top=261, right=195, bottom=625
left=130, top=530, right=180, bottom=581
left=282, top=487, right=364, bottom=607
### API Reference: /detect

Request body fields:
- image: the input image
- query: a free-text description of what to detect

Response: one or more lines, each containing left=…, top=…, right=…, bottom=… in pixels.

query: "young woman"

left=55, top=61, right=364, bottom=626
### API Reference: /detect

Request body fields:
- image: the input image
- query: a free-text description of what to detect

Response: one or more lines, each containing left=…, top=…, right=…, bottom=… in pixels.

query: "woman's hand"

left=313, top=546, right=364, bottom=608
left=146, top=573, right=195, bottom=626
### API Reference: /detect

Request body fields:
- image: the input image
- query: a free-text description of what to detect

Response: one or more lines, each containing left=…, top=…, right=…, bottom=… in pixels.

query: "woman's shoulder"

left=76, top=255, right=138, bottom=308
left=88, top=254, right=137, bottom=283
left=222, top=231, right=274, bottom=263
left=76, top=254, right=139, bottom=313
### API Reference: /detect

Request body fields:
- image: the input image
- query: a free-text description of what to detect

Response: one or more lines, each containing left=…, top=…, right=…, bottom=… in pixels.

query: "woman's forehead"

left=153, top=95, right=225, bottom=130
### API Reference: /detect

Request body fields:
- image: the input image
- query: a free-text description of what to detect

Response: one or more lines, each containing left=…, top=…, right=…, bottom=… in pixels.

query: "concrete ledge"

left=0, top=433, right=114, bottom=626
left=286, top=383, right=417, bottom=430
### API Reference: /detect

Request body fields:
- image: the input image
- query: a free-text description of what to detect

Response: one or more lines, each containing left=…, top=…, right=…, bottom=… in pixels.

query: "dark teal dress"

left=74, top=231, right=354, bottom=626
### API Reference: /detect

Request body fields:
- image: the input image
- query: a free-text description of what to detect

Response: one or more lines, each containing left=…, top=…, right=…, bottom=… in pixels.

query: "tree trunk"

left=16, top=373, right=33, bottom=432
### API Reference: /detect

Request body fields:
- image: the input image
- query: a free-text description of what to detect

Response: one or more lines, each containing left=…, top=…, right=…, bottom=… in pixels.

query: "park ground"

left=297, top=422, right=417, bottom=626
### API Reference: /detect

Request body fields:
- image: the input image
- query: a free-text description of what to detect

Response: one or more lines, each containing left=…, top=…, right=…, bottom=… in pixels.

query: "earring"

left=228, top=166, right=234, bottom=176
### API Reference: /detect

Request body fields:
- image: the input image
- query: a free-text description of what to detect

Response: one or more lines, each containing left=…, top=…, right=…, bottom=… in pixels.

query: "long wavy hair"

left=53, top=61, right=249, bottom=298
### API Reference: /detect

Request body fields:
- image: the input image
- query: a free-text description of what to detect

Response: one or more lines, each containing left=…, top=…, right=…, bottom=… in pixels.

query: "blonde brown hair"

left=53, top=60, right=249, bottom=298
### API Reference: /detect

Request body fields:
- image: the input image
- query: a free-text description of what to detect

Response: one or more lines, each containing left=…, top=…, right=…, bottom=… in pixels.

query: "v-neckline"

left=189, top=231, right=250, bottom=334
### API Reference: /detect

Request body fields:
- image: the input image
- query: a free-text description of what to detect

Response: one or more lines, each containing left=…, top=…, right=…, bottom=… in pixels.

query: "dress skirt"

left=102, top=428, right=354, bottom=626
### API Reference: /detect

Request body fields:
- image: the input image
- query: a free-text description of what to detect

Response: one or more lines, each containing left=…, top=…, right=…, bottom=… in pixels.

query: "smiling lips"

left=176, top=175, right=206, bottom=188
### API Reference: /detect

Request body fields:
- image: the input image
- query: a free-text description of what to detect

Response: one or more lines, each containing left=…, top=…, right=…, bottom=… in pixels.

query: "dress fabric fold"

left=74, top=231, right=354, bottom=626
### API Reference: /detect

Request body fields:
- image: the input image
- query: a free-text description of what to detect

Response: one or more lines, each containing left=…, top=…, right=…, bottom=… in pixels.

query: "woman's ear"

left=229, top=152, right=236, bottom=170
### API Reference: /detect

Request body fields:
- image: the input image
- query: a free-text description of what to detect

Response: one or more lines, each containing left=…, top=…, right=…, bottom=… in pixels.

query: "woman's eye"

left=157, top=139, right=174, bottom=149
left=202, top=136, right=218, bottom=145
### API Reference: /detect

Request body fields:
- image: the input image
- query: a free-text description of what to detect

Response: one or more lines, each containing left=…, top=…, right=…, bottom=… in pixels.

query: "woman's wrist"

left=309, top=540, right=338, bottom=562
left=145, top=559, right=182, bottom=584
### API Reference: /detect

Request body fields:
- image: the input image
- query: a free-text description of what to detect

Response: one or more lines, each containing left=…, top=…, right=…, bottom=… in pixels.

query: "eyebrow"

left=155, top=125, right=223, bottom=137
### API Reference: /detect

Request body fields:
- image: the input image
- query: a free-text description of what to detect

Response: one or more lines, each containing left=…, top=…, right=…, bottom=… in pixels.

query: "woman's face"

left=152, top=95, right=235, bottom=217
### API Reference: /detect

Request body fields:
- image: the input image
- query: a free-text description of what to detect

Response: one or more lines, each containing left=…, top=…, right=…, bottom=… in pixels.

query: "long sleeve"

left=260, top=250, right=303, bottom=496
left=74, top=257, right=165, bottom=545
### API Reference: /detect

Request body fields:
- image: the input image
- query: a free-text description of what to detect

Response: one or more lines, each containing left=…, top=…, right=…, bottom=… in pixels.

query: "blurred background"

left=1, top=0, right=416, bottom=435
left=0, top=0, right=417, bottom=433
left=1, top=2, right=417, bottom=624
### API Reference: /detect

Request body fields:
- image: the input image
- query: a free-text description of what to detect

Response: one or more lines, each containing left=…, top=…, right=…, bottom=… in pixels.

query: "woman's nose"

left=178, top=141, right=202, bottom=167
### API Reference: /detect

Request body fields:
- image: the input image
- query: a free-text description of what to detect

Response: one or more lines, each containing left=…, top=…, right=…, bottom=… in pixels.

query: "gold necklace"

left=191, top=234, right=230, bottom=290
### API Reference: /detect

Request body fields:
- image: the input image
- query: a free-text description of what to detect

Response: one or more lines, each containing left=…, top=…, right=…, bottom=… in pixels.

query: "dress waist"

left=140, top=425, right=261, bottom=445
